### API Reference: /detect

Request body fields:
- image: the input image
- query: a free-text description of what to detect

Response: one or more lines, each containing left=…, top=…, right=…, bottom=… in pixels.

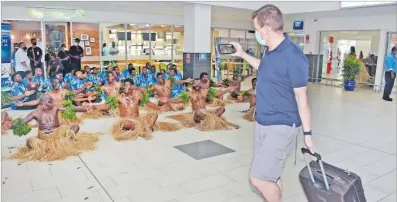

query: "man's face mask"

left=32, top=41, right=37, bottom=46
left=255, top=27, right=267, bottom=46
left=23, top=46, right=27, bottom=51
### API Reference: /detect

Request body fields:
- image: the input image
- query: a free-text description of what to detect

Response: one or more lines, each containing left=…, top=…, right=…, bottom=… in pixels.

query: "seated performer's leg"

left=146, top=113, right=159, bottom=128
left=193, top=109, right=206, bottom=123
left=1, top=112, right=13, bottom=130
left=70, top=125, right=80, bottom=133
left=170, top=103, right=184, bottom=111
left=122, top=120, right=136, bottom=131
left=26, top=136, right=42, bottom=149
left=215, top=105, right=226, bottom=117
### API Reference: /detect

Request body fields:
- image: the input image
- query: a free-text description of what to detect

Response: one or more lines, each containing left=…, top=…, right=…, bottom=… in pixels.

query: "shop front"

left=1, top=6, right=185, bottom=80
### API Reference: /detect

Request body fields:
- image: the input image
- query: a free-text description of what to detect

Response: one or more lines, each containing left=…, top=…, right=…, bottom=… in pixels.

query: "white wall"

left=195, top=1, right=341, bottom=14
left=1, top=6, right=184, bottom=26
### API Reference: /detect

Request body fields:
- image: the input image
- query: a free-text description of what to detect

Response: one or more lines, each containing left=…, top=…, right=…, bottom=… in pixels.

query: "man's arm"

left=230, top=42, right=261, bottom=70
left=23, top=111, right=35, bottom=124
left=294, top=87, right=311, bottom=132
left=174, top=78, right=193, bottom=85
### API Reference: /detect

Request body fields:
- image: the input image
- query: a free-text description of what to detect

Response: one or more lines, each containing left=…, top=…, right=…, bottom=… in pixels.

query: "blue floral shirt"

left=88, top=73, right=102, bottom=86
left=170, top=73, right=183, bottom=98
left=32, top=75, right=46, bottom=87
left=22, top=78, right=34, bottom=87
left=136, top=73, right=153, bottom=88
left=70, top=77, right=88, bottom=91
left=64, top=73, right=75, bottom=84
left=10, top=82, right=27, bottom=102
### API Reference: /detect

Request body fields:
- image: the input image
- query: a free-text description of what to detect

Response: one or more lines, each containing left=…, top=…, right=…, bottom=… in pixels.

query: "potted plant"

left=342, top=56, right=361, bottom=91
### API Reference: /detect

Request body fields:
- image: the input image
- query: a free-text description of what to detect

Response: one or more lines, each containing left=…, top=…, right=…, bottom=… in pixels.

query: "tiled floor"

left=1, top=84, right=396, bottom=202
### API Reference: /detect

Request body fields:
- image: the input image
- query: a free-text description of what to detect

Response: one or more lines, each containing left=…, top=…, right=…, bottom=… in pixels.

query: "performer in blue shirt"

left=136, top=66, right=153, bottom=88
left=168, top=67, right=192, bottom=98
left=9, top=72, right=39, bottom=109
left=32, top=67, right=46, bottom=91
left=46, top=72, right=68, bottom=91
left=88, top=67, right=102, bottom=85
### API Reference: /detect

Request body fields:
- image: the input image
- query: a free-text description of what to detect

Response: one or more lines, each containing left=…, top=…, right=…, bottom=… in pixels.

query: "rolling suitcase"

left=299, top=148, right=367, bottom=202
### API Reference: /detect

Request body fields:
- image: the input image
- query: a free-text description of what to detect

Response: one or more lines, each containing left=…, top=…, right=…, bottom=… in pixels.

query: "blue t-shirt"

left=384, top=53, right=396, bottom=73
left=255, top=37, right=308, bottom=127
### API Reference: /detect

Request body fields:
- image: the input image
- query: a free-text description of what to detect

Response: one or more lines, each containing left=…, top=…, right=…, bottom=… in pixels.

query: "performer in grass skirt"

left=9, top=94, right=99, bottom=161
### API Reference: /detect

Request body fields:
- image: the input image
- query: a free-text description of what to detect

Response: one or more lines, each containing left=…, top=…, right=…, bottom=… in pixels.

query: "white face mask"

left=74, top=42, right=79, bottom=46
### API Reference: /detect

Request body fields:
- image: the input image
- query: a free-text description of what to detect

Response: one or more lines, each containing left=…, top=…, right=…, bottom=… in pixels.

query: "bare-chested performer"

left=228, top=74, right=243, bottom=101
left=146, top=73, right=191, bottom=111
left=16, top=94, right=88, bottom=149
left=199, top=72, right=231, bottom=102
left=117, top=78, right=158, bottom=131
left=190, top=79, right=231, bottom=123
left=102, top=73, right=122, bottom=97
left=47, top=78, right=69, bottom=105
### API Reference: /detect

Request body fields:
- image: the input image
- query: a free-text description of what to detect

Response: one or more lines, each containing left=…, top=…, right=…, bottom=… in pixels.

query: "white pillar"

left=183, top=4, right=212, bottom=53
left=374, top=30, right=387, bottom=92
left=303, top=19, right=320, bottom=54
left=183, top=4, right=212, bottom=79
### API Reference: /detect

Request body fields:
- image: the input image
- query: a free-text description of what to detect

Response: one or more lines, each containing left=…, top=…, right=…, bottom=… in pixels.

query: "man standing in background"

left=383, top=46, right=397, bottom=101
left=69, top=38, right=84, bottom=71
left=27, top=38, right=43, bottom=75
left=231, top=4, right=315, bottom=202
left=14, top=42, right=30, bottom=78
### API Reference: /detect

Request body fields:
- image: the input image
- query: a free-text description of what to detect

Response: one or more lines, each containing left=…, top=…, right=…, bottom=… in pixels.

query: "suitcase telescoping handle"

left=301, top=148, right=330, bottom=191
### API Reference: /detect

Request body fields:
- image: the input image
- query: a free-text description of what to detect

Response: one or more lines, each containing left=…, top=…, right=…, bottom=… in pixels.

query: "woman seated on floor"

left=9, top=72, right=40, bottom=110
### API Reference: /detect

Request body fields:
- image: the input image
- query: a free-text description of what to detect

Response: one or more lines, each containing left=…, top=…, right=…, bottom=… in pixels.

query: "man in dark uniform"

left=69, top=38, right=84, bottom=72
left=27, top=38, right=43, bottom=75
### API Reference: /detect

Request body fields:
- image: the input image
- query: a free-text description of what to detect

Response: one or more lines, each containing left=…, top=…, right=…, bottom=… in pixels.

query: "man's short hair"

left=392, top=46, right=397, bottom=52
left=11, top=72, right=21, bottom=81
left=156, top=72, right=163, bottom=78
left=25, top=70, right=32, bottom=75
left=252, top=78, right=257, bottom=83
left=19, top=42, right=24, bottom=47
left=200, top=72, right=208, bottom=79
left=75, top=38, right=81, bottom=43
left=252, top=4, right=284, bottom=31
left=124, top=78, right=134, bottom=85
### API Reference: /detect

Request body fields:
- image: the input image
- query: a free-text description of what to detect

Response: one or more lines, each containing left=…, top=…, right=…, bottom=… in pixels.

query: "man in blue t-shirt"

left=383, top=46, right=396, bottom=101
left=230, top=4, right=315, bottom=202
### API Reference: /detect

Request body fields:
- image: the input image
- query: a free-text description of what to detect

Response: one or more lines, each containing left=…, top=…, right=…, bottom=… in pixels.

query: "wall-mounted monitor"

left=117, top=32, right=131, bottom=40
left=293, top=21, right=304, bottom=30
left=142, top=33, right=157, bottom=41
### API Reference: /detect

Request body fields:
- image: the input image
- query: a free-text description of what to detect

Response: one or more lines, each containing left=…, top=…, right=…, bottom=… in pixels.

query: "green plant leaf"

left=223, top=78, right=231, bottom=87
left=208, top=87, right=217, bottom=101
left=178, top=91, right=190, bottom=104
left=139, top=91, right=150, bottom=106
left=342, top=56, right=361, bottom=81
left=209, top=80, right=216, bottom=88
left=65, top=90, right=75, bottom=101
left=1, top=93, right=12, bottom=105
left=105, top=96, right=118, bottom=110
left=12, top=118, right=32, bottom=137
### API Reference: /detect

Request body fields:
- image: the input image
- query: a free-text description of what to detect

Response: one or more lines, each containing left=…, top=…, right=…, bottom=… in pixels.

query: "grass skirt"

left=8, top=126, right=99, bottom=162
left=111, top=115, right=182, bottom=141
left=243, top=107, right=255, bottom=122
left=207, top=98, right=233, bottom=107
left=167, top=111, right=240, bottom=131
left=59, top=113, right=83, bottom=125
left=81, top=109, right=120, bottom=119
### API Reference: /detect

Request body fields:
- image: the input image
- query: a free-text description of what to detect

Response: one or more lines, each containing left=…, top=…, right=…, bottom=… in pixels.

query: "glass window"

left=100, top=23, right=126, bottom=70
left=71, top=22, right=100, bottom=69
left=151, top=24, right=172, bottom=73
left=126, top=24, right=150, bottom=73
left=172, top=26, right=184, bottom=73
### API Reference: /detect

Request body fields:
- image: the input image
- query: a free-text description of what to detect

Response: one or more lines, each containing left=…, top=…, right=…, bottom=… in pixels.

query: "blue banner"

left=1, top=23, right=11, bottom=64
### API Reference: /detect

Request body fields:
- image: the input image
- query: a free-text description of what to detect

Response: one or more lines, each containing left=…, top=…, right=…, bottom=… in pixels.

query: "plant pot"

left=344, top=80, right=356, bottom=91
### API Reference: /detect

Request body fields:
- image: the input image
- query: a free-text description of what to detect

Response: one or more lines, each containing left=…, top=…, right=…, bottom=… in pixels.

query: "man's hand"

left=64, top=83, right=70, bottom=89
left=24, top=90, right=35, bottom=96
left=229, top=42, right=243, bottom=57
left=228, top=86, right=237, bottom=92
left=304, top=135, right=315, bottom=154
left=391, top=72, right=395, bottom=79
left=185, top=78, right=193, bottom=83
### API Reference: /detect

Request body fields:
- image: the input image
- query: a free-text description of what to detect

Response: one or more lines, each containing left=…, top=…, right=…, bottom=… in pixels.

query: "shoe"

left=383, top=97, right=393, bottom=101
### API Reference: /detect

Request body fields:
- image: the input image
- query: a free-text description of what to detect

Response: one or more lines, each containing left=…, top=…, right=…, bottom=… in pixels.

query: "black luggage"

left=299, top=148, right=367, bottom=202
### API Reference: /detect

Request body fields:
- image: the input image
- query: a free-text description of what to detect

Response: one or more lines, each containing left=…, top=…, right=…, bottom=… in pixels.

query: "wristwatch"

left=303, top=130, right=312, bottom=136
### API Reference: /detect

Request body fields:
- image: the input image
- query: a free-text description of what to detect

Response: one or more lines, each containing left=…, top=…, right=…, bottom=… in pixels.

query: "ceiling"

left=2, top=1, right=395, bottom=24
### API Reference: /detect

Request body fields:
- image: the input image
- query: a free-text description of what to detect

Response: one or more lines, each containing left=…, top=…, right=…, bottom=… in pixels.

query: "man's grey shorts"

left=249, top=122, right=299, bottom=182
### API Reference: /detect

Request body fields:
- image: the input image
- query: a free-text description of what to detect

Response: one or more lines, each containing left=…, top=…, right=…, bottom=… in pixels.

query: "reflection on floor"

left=1, top=84, right=396, bottom=202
